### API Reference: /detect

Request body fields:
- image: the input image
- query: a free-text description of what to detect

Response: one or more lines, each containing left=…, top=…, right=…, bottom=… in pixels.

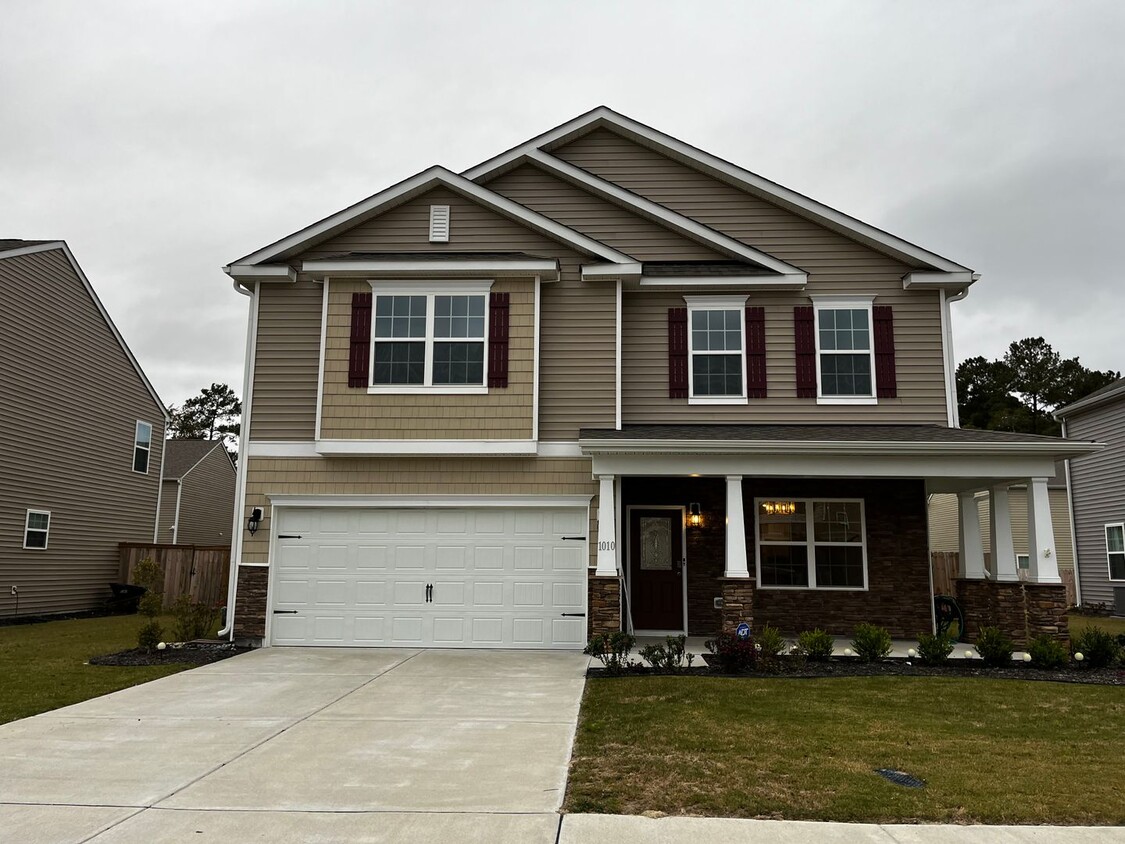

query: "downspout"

left=1060, top=418, right=1083, bottom=606
left=172, top=480, right=183, bottom=545
left=942, top=286, right=971, bottom=429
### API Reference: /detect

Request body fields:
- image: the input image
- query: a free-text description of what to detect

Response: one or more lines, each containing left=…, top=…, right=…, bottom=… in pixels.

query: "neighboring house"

left=928, top=461, right=1078, bottom=604
left=156, top=439, right=237, bottom=546
left=219, top=108, right=1098, bottom=649
left=0, top=239, right=167, bottom=618
left=1056, top=379, right=1125, bottom=614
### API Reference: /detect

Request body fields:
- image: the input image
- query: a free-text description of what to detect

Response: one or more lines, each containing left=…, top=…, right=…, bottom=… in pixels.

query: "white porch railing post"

left=990, top=485, right=1019, bottom=582
left=725, top=476, right=750, bottom=578
left=957, top=491, right=986, bottom=580
left=595, top=474, right=619, bottom=577
left=1026, top=477, right=1062, bottom=584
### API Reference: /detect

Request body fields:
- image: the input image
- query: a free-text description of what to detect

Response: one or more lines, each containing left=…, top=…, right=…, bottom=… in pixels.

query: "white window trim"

left=23, top=509, right=51, bottom=550
left=684, top=295, right=749, bottom=405
left=754, top=497, right=869, bottom=591
left=812, top=295, right=877, bottom=406
left=133, top=421, right=152, bottom=474
left=1016, top=553, right=1030, bottom=570
left=1106, top=522, right=1125, bottom=582
left=367, top=280, right=493, bottom=395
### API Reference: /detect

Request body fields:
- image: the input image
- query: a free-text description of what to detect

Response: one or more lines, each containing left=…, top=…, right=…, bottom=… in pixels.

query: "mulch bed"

left=90, top=641, right=251, bottom=667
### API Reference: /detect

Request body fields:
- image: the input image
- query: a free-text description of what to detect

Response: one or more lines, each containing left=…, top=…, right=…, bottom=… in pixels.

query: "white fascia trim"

left=316, top=439, right=538, bottom=456
left=526, top=149, right=807, bottom=279
left=581, top=262, right=643, bottom=280
left=902, top=271, right=975, bottom=291
left=462, top=106, right=972, bottom=273
left=369, top=279, right=493, bottom=295
left=683, top=294, right=749, bottom=308
left=1054, top=380, right=1125, bottom=420
left=223, top=264, right=297, bottom=283
left=301, top=258, right=560, bottom=281
left=229, top=165, right=632, bottom=267
left=537, top=441, right=584, bottom=457
left=638, top=276, right=805, bottom=290
left=246, top=441, right=321, bottom=458
left=268, top=494, right=592, bottom=509
left=578, top=438, right=1105, bottom=459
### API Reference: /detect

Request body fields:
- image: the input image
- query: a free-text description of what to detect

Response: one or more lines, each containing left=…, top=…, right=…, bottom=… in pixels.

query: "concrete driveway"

left=0, top=647, right=589, bottom=843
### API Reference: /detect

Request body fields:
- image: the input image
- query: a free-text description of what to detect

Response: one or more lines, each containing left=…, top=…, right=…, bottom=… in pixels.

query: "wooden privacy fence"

left=930, top=551, right=1078, bottom=607
left=118, top=544, right=231, bottom=608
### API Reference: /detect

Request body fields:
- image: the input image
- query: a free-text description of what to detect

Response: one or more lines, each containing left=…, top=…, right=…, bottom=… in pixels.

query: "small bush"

left=1028, top=634, right=1068, bottom=670
left=171, top=596, right=220, bottom=642
left=916, top=632, right=954, bottom=665
left=132, top=558, right=164, bottom=651
left=137, top=620, right=163, bottom=651
left=1072, top=626, right=1121, bottom=669
left=851, top=623, right=892, bottom=662
left=584, top=631, right=636, bottom=674
left=705, top=632, right=757, bottom=673
left=756, top=625, right=785, bottom=659
left=796, top=628, right=834, bottom=662
left=638, top=634, right=695, bottom=673
left=975, top=626, right=1014, bottom=667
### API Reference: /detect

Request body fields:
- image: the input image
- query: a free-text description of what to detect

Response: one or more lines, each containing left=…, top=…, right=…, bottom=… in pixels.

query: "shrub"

left=916, top=632, right=954, bottom=665
left=171, top=596, right=220, bottom=642
left=1071, top=626, right=1121, bottom=669
left=584, top=631, right=636, bottom=674
left=1028, top=634, right=1068, bottom=670
left=975, top=626, right=1014, bottom=667
left=796, top=628, right=834, bottom=662
left=705, top=632, right=757, bottom=673
left=137, top=620, right=163, bottom=651
left=756, top=625, right=785, bottom=659
left=638, top=634, right=695, bottom=673
left=132, top=558, right=164, bottom=651
left=851, top=623, right=892, bottom=662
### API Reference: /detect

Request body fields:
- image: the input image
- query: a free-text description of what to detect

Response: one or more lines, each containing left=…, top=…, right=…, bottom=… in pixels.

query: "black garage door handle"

left=273, top=610, right=298, bottom=615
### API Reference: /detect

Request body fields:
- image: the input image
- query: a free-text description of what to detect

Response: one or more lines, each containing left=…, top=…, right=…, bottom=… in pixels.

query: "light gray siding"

left=0, top=247, right=165, bottom=617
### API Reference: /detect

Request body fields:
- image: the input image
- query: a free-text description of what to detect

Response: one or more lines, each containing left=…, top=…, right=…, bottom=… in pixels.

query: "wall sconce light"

left=687, top=502, right=703, bottom=528
left=761, top=501, right=797, bottom=516
left=247, top=507, right=263, bottom=536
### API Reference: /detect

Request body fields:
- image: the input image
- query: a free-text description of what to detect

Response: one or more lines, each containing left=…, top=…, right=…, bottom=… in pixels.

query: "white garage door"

left=268, top=506, right=589, bottom=649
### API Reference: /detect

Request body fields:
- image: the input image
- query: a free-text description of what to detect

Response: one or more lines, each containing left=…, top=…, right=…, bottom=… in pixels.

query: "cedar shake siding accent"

left=321, top=279, right=534, bottom=440
left=483, top=163, right=726, bottom=261
left=250, top=279, right=321, bottom=440
left=0, top=247, right=165, bottom=618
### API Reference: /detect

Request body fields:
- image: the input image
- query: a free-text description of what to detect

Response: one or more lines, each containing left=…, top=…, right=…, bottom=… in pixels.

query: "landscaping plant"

left=132, top=558, right=164, bottom=651
left=975, top=626, right=1015, bottom=667
left=796, top=628, right=834, bottom=662
left=638, top=635, right=695, bottom=673
left=850, top=622, right=892, bottom=662
left=1028, top=633, right=1068, bottom=670
left=705, top=632, right=757, bottom=673
left=171, top=596, right=220, bottom=642
left=584, top=631, right=637, bottom=674
left=1071, top=626, right=1121, bottom=669
left=915, top=632, right=954, bottom=665
left=755, top=624, right=786, bottom=671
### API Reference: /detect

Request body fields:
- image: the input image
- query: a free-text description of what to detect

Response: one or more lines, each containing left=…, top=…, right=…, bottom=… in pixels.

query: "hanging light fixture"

left=687, top=502, right=703, bottom=528
left=761, top=501, right=798, bottom=516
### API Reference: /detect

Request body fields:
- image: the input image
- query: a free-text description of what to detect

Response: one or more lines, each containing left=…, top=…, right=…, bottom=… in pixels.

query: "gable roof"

left=1055, top=377, right=1125, bottom=420
left=463, top=106, right=975, bottom=278
left=0, top=240, right=168, bottom=419
left=163, top=439, right=235, bottom=479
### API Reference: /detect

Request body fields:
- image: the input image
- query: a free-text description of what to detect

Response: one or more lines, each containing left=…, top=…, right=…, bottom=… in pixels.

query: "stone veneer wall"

left=232, top=565, right=268, bottom=641
left=720, top=579, right=755, bottom=634
left=955, top=579, right=1069, bottom=645
left=588, top=576, right=621, bottom=639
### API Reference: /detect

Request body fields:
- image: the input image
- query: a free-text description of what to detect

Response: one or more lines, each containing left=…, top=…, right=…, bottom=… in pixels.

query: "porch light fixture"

left=247, top=507, right=263, bottom=536
left=761, top=500, right=797, bottom=516
left=687, top=502, right=703, bottom=528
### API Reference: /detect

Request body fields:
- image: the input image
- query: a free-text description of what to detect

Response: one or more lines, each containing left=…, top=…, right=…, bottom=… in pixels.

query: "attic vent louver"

left=429, top=205, right=450, bottom=242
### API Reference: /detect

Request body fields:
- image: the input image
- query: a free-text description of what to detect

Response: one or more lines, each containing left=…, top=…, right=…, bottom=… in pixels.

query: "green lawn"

left=1069, top=614, right=1125, bottom=638
left=0, top=614, right=197, bottom=725
left=567, top=676, right=1125, bottom=824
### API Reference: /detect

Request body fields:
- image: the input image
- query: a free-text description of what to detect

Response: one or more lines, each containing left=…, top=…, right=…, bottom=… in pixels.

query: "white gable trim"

left=463, top=106, right=973, bottom=275
left=0, top=241, right=168, bottom=420
left=226, top=165, right=633, bottom=270
left=301, top=256, right=560, bottom=280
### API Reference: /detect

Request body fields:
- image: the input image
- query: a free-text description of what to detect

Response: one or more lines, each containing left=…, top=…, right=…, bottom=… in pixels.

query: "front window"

left=133, top=421, right=152, bottom=474
left=686, top=296, right=747, bottom=403
left=1107, top=524, right=1125, bottom=581
left=815, top=298, right=875, bottom=402
left=370, top=286, right=489, bottom=391
left=756, top=499, right=867, bottom=589
left=24, top=510, right=50, bottom=549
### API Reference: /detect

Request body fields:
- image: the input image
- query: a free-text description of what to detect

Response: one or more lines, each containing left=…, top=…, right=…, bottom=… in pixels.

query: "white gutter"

left=577, top=438, right=1103, bottom=458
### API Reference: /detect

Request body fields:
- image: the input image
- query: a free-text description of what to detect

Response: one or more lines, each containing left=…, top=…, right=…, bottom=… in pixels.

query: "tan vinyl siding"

left=1066, top=404, right=1125, bottom=606
left=240, top=456, right=599, bottom=566
left=0, top=248, right=165, bottom=617
left=175, top=448, right=236, bottom=546
left=250, top=280, right=321, bottom=440
left=157, top=481, right=180, bottom=543
left=484, top=163, right=725, bottom=261
left=320, top=279, right=534, bottom=440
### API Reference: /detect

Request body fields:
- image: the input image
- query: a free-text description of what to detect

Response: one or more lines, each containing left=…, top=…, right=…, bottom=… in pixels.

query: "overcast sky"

left=2, top=1, right=1122, bottom=410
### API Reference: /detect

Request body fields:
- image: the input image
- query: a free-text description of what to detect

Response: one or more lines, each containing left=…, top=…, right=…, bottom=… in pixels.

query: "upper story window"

left=1106, top=523, right=1125, bottom=581
left=685, top=296, right=747, bottom=405
left=369, top=283, right=491, bottom=394
left=24, top=509, right=50, bottom=549
left=756, top=498, right=868, bottom=590
left=133, top=421, right=152, bottom=474
left=813, top=296, right=875, bottom=405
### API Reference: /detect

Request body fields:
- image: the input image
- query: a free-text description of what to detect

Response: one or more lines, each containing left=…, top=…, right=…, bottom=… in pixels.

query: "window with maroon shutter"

left=488, top=291, right=510, bottom=388
left=745, top=305, right=766, bottom=399
left=794, top=306, right=817, bottom=398
left=873, top=305, right=897, bottom=398
left=668, top=307, right=688, bottom=399
left=348, top=292, right=372, bottom=388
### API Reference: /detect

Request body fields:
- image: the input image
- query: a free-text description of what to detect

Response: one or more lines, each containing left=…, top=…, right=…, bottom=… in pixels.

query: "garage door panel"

left=473, top=547, right=504, bottom=570
left=356, top=510, right=391, bottom=533
left=551, top=546, right=585, bottom=571
left=314, top=580, right=349, bottom=605
left=354, top=580, right=387, bottom=606
left=436, top=546, right=467, bottom=570
left=472, top=581, right=503, bottom=606
left=315, top=545, right=349, bottom=570
left=355, top=545, right=389, bottom=569
left=552, top=582, right=584, bottom=610
left=552, top=618, right=585, bottom=647
left=512, top=582, right=544, bottom=607
left=514, top=547, right=544, bottom=570
left=396, top=512, right=427, bottom=533
left=433, top=581, right=465, bottom=605
left=353, top=616, right=386, bottom=643
left=313, top=616, right=346, bottom=641
left=392, top=617, right=424, bottom=642
left=394, top=581, right=427, bottom=605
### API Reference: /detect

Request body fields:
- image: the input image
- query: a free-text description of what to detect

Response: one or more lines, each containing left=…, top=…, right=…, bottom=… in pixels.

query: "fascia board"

left=902, top=271, right=975, bottom=291
left=581, top=262, right=643, bottom=281
left=637, top=277, right=806, bottom=290
left=300, top=258, right=559, bottom=280
left=577, top=438, right=1104, bottom=459
left=229, top=165, right=632, bottom=268
left=223, top=264, right=297, bottom=282
left=1054, top=381, right=1125, bottom=420
left=463, top=106, right=972, bottom=274
left=315, top=439, right=538, bottom=456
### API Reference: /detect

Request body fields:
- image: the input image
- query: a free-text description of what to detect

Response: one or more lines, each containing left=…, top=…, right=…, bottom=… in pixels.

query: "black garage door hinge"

left=278, top=534, right=302, bottom=539
left=561, top=536, right=587, bottom=541
left=273, top=610, right=298, bottom=615
left=560, top=613, right=586, bottom=618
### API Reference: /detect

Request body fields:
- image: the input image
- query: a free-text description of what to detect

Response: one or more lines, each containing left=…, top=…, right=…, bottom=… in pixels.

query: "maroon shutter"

left=668, top=307, right=688, bottom=399
left=873, top=305, right=897, bottom=398
left=794, top=305, right=817, bottom=398
left=488, top=292, right=510, bottom=388
left=745, top=305, right=766, bottom=399
left=348, top=292, right=372, bottom=388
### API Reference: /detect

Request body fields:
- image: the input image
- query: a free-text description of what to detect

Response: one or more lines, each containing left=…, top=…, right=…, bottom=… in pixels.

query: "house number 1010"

left=598, top=540, right=615, bottom=551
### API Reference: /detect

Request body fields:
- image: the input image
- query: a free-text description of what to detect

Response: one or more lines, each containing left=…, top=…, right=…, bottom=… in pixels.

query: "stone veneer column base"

left=719, top=578, right=755, bottom=636
left=955, top=579, right=1069, bottom=646
left=232, top=565, right=268, bottom=643
left=588, top=576, right=622, bottom=640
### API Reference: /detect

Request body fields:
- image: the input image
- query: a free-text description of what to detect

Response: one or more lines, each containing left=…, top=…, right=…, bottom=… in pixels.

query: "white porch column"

left=1026, top=477, right=1062, bottom=583
left=989, top=485, right=1019, bottom=582
left=595, top=474, right=619, bottom=576
left=957, top=492, right=986, bottom=580
left=725, top=475, right=750, bottom=578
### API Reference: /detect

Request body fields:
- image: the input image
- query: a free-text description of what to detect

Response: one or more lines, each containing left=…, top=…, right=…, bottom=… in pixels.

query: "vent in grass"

left=875, top=768, right=925, bottom=789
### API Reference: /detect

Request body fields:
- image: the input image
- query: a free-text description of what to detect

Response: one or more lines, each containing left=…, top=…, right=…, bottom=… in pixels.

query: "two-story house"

left=219, top=108, right=1097, bottom=649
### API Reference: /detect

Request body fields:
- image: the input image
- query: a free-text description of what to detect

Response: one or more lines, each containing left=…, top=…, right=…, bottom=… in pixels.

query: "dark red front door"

left=628, top=508, right=684, bottom=631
